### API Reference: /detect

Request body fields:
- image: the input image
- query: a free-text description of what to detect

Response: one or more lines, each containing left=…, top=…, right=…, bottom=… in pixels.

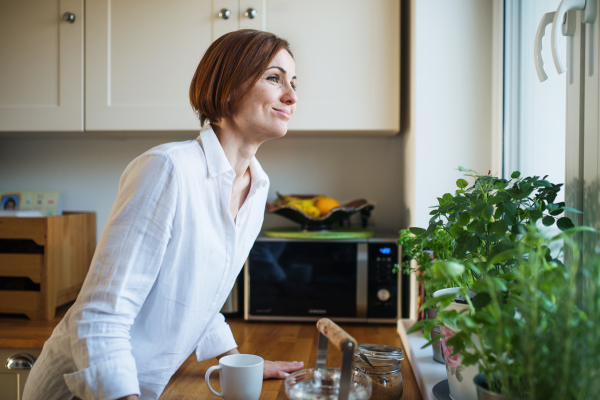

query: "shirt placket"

left=210, top=171, right=238, bottom=312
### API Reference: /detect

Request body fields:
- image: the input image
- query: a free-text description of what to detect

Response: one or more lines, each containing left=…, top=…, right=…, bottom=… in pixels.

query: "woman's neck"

left=211, top=123, right=259, bottom=180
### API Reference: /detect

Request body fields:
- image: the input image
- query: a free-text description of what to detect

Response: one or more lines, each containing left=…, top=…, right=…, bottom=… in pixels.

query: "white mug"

left=205, top=354, right=264, bottom=400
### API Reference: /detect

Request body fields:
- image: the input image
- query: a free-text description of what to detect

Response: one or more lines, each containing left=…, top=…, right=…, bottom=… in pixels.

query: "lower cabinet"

left=0, top=348, right=42, bottom=400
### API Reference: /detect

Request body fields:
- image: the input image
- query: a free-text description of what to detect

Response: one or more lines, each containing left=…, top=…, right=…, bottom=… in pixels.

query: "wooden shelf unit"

left=0, top=212, right=95, bottom=320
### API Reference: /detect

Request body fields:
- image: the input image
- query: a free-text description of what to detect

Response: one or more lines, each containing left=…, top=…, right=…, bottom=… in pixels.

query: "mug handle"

left=205, top=365, right=223, bottom=397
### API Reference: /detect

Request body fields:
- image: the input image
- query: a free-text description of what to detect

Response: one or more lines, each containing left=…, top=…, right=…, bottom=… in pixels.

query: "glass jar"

left=352, top=344, right=404, bottom=400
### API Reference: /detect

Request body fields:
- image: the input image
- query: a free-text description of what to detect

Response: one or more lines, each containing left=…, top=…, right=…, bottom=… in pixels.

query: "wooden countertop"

left=0, top=303, right=72, bottom=348
left=161, top=319, right=422, bottom=400
left=0, top=309, right=422, bottom=400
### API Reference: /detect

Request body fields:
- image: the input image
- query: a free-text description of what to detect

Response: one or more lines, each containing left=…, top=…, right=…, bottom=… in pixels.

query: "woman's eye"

left=291, top=83, right=297, bottom=91
left=266, top=75, right=280, bottom=84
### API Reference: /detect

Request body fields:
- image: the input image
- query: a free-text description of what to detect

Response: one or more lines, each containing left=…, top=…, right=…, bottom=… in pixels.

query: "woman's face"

left=229, top=49, right=297, bottom=141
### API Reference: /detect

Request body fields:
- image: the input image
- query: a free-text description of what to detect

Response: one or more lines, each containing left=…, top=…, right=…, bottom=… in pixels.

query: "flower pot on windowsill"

left=434, top=287, right=479, bottom=400
left=425, top=307, right=444, bottom=364
left=473, top=374, right=525, bottom=400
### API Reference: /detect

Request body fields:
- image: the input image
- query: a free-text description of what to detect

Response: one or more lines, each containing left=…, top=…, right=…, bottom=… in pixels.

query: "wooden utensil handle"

left=316, top=318, right=358, bottom=351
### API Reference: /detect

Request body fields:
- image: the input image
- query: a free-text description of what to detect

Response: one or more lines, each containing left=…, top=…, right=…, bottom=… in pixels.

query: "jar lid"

left=356, top=344, right=404, bottom=361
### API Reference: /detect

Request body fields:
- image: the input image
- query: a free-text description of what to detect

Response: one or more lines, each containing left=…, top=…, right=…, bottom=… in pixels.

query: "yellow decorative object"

left=304, top=205, right=321, bottom=217
left=316, top=197, right=341, bottom=216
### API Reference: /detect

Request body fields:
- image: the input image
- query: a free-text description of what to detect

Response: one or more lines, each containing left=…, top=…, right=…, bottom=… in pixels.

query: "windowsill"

left=397, top=319, right=447, bottom=400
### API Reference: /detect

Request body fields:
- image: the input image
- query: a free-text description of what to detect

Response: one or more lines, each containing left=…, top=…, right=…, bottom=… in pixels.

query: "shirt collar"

left=198, top=126, right=234, bottom=178
left=249, top=157, right=269, bottom=189
left=198, top=125, right=269, bottom=188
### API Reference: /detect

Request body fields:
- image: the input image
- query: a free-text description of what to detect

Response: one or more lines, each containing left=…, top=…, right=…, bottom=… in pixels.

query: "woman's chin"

left=267, top=123, right=289, bottom=139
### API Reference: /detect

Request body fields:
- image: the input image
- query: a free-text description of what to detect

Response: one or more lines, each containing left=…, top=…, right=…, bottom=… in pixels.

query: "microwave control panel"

left=367, top=241, right=400, bottom=319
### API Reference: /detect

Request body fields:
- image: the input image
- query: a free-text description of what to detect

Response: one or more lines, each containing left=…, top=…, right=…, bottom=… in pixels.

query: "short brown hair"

left=190, top=29, right=293, bottom=127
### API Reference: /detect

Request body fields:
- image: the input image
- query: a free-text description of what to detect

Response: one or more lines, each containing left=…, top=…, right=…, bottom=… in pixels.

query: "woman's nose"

left=282, top=84, right=298, bottom=105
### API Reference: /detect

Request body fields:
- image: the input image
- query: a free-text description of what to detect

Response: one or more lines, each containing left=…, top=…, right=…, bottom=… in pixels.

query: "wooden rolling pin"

left=316, top=318, right=358, bottom=351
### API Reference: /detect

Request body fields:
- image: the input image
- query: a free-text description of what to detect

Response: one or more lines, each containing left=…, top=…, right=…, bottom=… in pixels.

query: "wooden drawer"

left=0, top=212, right=95, bottom=320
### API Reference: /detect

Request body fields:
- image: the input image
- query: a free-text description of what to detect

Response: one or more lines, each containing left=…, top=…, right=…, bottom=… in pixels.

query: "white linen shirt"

left=23, top=127, right=269, bottom=400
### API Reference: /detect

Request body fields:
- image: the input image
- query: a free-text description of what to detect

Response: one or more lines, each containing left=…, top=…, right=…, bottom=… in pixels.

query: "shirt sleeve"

left=195, top=313, right=238, bottom=361
left=63, top=153, right=178, bottom=400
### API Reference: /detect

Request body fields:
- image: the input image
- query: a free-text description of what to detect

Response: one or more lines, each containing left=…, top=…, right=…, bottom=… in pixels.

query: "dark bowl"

left=266, top=198, right=375, bottom=231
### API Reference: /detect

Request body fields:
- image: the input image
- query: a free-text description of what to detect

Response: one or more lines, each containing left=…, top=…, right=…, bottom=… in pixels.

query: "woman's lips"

left=273, top=108, right=291, bottom=120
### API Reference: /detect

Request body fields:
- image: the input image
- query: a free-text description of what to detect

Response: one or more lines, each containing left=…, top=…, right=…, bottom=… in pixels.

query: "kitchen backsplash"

left=0, top=134, right=406, bottom=239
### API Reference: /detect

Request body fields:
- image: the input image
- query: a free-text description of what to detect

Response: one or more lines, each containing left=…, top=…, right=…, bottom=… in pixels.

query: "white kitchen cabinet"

left=85, top=0, right=267, bottom=131
left=86, top=0, right=399, bottom=133
left=266, top=0, right=400, bottom=134
left=0, top=0, right=84, bottom=132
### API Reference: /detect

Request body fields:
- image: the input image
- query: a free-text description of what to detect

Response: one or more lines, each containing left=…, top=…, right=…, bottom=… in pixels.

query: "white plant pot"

left=434, top=288, right=479, bottom=400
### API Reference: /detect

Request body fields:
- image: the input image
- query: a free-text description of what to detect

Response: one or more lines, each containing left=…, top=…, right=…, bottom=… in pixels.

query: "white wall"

left=0, top=134, right=406, bottom=239
left=1, top=0, right=498, bottom=240
left=404, top=0, right=494, bottom=229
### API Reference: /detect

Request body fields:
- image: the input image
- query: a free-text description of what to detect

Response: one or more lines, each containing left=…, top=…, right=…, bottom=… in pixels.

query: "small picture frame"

left=0, top=193, right=21, bottom=211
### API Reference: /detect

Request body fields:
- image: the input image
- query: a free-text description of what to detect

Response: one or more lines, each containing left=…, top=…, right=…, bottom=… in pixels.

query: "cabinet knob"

left=245, top=8, right=258, bottom=19
left=62, top=12, right=76, bottom=23
left=218, top=9, right=231, bottom=20
left=6, top=353, right=36, bottom=370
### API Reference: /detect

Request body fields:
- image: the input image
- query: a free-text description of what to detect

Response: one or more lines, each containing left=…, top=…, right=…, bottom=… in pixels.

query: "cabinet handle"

left=62, top=12, right=76, bottom=23
left=245, top=8, right=258, bottom=19
left=218, top=8, right=231, bottom=20
left=6, top=353, right=36, bottom=370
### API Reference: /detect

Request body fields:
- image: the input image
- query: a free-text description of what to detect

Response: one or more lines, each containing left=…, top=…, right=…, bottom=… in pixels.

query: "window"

left=503, top=0, right=567, bottom=203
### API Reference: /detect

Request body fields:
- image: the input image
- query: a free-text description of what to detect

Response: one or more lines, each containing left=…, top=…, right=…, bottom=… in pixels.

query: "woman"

left=23, top=29, right=302, bottom=400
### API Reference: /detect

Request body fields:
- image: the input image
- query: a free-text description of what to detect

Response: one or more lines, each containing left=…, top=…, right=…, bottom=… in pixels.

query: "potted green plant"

left=405, top=167, right=577, bottom=400
left=396, top=227, right=467, bottom=363
left=428, top=225, right=599, bottom=400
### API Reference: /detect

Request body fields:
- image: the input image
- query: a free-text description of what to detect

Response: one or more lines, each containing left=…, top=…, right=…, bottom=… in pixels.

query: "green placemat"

left=264, top=228, right=374, bottom=239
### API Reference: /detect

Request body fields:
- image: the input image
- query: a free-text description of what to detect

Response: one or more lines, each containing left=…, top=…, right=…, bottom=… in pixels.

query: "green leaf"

left=456, top=179, right=469, bottom=189
left=530, top=209, right=543, bottom=221
left=481, top=205, right=494, bottom=220
left=409, top=227, right=427, bottom=236
left=561, top=206, right=583, bottom=214
left=489, top=220, right=509, bottom=234
left=469, top=203, right=486, bottom=217
left=443, top=193, right=454, bottom=204
left=406, top=319, right=429, bottom=334
left=433, top=261, right=465, bottom=280
left=427, top=223, right=438, bottom=234
left=467, top=220, right=478, bottom=232
left=493, top=203, right=504, bottom=219
left=550, top=225, right=597, bottom=241
left=420, top=294, right=452, bottom=311
left=542, top=215, right=555, bottom=226
left=457, top=212, right=471, bottom=226
left=471, top=292, right=491, bottom=309
left=504, top=214, right=517, bottom=225
left=475, top=220, right=486, bottom=235
left=466, top=236, right=480, bottom=253
left=449, top=224, right=466, bottom=238
left=557, top=217, right=575, bottom=231
left=511, top=171, right=521, bottom=179
left=489, top=192, right=510, bottom=205
left=504, top=202, right=518, bottom=216
left=458, top=166, right=470, bottom=172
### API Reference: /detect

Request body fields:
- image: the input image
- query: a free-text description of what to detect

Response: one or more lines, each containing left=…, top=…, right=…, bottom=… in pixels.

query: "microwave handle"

left=356, top=243, right=368, bottom=319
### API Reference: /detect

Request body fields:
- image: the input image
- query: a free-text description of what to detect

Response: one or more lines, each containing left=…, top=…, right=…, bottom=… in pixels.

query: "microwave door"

left=247, top=241, right=358, bottom=319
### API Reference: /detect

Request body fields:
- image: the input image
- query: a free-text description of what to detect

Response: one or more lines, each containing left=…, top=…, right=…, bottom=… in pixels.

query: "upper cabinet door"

left=266, top=0, right=400, bottom=134
left=0, top=0, right=84, bottom=132
left=85, top=0, right=231, bottom=131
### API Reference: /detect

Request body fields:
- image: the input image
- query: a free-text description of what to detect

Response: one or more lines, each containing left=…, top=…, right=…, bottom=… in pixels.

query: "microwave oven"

left=242, top=234, right=410, bottom=323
